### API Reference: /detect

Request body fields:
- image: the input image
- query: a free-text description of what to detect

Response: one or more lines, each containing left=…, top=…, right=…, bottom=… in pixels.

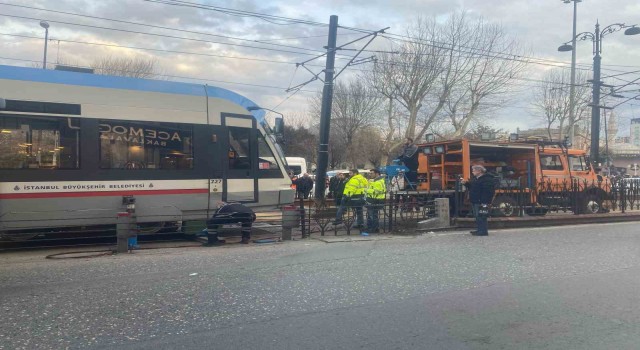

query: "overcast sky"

left=0, top=0, right=638, bottom=135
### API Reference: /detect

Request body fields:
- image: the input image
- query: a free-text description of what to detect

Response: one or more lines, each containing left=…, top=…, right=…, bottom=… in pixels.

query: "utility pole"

left=313, top=15, right=338, bottom=199
left=567, top=0, right=580, bottom=145
left=590, top=23, right=602, bottom=165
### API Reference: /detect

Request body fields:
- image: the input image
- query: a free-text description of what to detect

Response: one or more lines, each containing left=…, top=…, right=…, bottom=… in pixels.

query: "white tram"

left=0, top=65, right=294, bottom=239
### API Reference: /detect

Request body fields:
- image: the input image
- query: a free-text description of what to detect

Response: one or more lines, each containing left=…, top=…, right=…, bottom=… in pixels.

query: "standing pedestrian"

left=204, top=202, right=256, bottom=246
left=364, top=168, right=386, bottom=235
left=333, top=169, right=367, bottom=228
left=332, top=172, right=348, bottom=206
left=463, top=165, right=495, bottom=236
left=396, top=137, right=419, bottom=189
left=300, top=173, right=314, bottom=199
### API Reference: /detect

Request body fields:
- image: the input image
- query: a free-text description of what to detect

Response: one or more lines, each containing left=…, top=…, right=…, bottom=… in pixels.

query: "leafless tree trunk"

left=531, top=69, right=590, bottom=141
left=309, top=79, right=383, bottom=168
left=91, top=56, right=162, bottom=78
left=370, top=17, right=446, bottom=143
left=311, top=79, right=382, bottom=165
left=446, top=18, right=528, bottom=138
left=369, top=12, right=526, bottom=152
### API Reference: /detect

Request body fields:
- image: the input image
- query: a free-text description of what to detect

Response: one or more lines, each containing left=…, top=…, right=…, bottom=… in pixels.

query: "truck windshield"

left=540, top=155, right=564, bottom=171
left=568, top=155, right=587, bottom=171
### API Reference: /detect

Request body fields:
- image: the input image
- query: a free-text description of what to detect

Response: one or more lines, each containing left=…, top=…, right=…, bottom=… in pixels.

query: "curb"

left=452, top=212, right=640, bottom=229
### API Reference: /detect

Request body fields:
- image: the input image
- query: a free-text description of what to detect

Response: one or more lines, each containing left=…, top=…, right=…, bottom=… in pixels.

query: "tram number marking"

left=210, top=179, right=222, bottom=192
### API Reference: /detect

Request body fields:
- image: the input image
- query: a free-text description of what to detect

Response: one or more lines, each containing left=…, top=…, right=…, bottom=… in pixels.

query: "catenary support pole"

left=568, top=0, right=578, bottom=144
left=314, top=15, right=338, bottom=199
left=590, top=23, right=602, bottom=165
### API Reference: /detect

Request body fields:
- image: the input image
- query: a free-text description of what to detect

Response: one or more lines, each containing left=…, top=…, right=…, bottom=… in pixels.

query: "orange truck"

left=412, top=138, right=610, bottom=216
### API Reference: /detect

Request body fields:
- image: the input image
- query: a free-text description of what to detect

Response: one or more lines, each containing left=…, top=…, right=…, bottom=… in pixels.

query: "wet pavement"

left=1, top=221, right=639, bottom=349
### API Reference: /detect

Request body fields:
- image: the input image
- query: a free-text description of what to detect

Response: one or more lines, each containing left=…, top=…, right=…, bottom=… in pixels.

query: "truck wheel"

left=492, top=196, right=517, bottom=217
left=582, top=194, right=602, bottom=214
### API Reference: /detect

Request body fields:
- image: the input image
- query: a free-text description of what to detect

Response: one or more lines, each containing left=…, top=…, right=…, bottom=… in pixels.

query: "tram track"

left=0, top=233, right=198, bottom=252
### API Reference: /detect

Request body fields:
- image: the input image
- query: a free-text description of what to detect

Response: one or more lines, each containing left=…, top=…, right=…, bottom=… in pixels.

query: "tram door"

left=222, top=115, right=258, bottom=203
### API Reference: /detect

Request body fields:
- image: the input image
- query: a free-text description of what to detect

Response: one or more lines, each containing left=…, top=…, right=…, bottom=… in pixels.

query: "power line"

left=142, top=0, right=329, bottom=27
left=0, top=2, right=332, bottom=55
left=379, top=33, right=640, bottom=75
left=0, top=13, right=353, bottom=59
left=15, top=0, right=635, bottom=75
left=0, top=56, right=603, bottom=117
left=0, top=31, right=592, bottom=90
left=2, top=32, right=629, bottom=93
left=0, top=32, right=310, bottom=66
left=3, top=3, right=637, bottom=83
left=0, top=8, right=635, bottom=99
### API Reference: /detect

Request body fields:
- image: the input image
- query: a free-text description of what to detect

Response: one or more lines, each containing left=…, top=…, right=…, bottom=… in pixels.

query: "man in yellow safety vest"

left=333, top=169, right=368, bottom=230
left=364, top=168, right=386, bottom=235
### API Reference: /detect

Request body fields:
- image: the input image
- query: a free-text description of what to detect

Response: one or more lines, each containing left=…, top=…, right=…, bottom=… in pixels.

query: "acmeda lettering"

left=99, top=124, right=182, bottom=146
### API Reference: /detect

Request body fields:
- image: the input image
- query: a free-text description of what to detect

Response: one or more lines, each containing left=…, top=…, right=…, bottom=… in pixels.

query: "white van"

left=285, top=157, right=307, bottom=177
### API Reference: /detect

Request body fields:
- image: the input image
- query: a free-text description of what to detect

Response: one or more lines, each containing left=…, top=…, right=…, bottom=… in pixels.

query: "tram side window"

left=258, top=133, right=279, bottom=170
left=99, top=120, right=193, bottom=170
left=228, top=127, right=252, bottom=170
left=0, top=115, right=80, bottom=169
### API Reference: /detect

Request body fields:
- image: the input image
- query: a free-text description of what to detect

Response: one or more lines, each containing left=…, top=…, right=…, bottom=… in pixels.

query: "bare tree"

left=531, top=69, right=590, bottom=141
left=310, top=79, right=383, bottom=168
left=442, top=17, right=528, bottom=138
left=282, top=125, right=318, bottom=164
left=350, top=126, right=386, bottom=168
left=370, top=17, right=446, bottom=143
left=368, top=12, right=526, bottom=157
left=91, top=56, right=161, bottom=78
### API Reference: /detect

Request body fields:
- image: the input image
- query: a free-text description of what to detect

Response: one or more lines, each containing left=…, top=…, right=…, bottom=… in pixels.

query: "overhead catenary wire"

left=0, top=13, right=358, bottom=60
left=3, top=32, right=621, bottom=91
left=2, top=3, right=637, bottom=81
left=4, top=0, right=637, bottom=79
left=137, top=0, right=640, bottom=73
left=0, top=2, right=335, bottom=56
left=1, top=4, right=637, bottom=111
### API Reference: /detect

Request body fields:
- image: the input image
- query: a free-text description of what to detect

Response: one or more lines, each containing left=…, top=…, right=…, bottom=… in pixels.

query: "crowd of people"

left=204, top=136, right=494, bottom=246
left=329, top=168, right=387, bottom=236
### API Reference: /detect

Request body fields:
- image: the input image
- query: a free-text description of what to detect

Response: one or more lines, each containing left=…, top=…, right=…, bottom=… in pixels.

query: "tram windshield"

left=260, top=119, right=288, bottom=171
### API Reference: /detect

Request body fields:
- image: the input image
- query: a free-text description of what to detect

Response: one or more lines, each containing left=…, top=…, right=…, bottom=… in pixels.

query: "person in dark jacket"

left=328, top=174, right=340, bottom=199
left=204, top=202, right=256, bottom=246
left=294, top=173, right=314, bottom=199
left=332, top=172, right=348, bottom=206
left=396, top=137, right=419, bottom=189
left=463, top=165, right=496, bottom=236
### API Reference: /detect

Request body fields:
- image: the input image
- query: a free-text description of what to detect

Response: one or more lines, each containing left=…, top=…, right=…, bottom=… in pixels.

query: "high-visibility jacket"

left=366, top=176, right=387, bottom=200
left=343, top=174, right=368, bottom=197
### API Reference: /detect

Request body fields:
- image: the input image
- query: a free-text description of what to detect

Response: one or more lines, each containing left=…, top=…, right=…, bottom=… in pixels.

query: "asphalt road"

left=1, top=222, right=639, bottom=349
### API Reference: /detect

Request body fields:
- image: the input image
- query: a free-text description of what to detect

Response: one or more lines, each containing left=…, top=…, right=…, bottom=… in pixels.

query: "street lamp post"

left=39, top=21, right=49, bottom=69
left=558, top=22, right=640, bottom=164
left=562, top=0, right=581, bottom=145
